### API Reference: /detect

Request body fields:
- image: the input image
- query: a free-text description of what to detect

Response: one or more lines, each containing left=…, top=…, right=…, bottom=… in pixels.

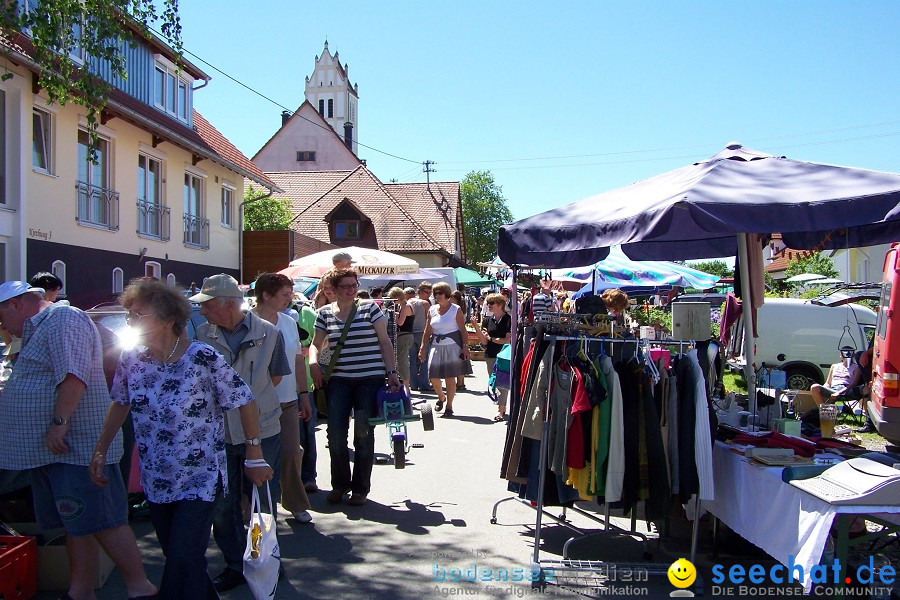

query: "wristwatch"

left=52, top=416, right=68, bottom=426
left=246, top=437, right=261, bottom=446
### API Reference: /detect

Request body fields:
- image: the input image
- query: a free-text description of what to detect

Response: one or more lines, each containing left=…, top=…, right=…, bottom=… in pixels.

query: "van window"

left=877, top=282, right=891, bottom=340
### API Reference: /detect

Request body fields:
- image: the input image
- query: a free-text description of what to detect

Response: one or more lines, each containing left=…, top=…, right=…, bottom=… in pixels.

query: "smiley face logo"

left=668, top=558, right=696, bottom=589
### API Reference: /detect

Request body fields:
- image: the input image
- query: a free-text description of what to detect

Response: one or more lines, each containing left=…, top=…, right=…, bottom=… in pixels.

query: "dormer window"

left=154, top=58, right=191, bottom=122
left=334, top=220, right=359, bottom=240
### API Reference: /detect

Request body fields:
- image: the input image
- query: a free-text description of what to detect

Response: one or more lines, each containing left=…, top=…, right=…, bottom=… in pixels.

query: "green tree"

left=460, top=170, right=513, bottom=264
left=2, top=0, right=182, bottom=153
left=784, top=252, right=839, bottom=280
left=689, top=259, right=733, bottom=279
left=243, top=186, right=293, bottom=230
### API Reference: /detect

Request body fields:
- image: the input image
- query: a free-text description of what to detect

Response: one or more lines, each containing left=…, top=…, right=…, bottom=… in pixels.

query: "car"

left=86, top=303, right=207, bottom=350
left=726, top=297, right=877, bottom=390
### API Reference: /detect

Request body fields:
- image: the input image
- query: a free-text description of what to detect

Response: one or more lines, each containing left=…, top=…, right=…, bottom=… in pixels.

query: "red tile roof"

left=385, top=181, right=465, bottom=259
left=192, top=112, right=280, bottom=191
left=265, top=167, right=462, bottom=257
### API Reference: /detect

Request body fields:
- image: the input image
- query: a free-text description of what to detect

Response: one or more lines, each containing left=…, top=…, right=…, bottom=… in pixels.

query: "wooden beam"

left=152, top=135, right=163, bottom=148
left=32, top=77, right=41, bottom=95
left=192, top=154, right=204, bottom=166
left=100, top=110, right=114, bottom=126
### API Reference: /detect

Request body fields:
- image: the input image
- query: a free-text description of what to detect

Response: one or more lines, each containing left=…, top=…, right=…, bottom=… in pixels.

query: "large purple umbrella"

left=498, top=143, right=900, bottom=267
left=498, top=143, right=900, bottom=421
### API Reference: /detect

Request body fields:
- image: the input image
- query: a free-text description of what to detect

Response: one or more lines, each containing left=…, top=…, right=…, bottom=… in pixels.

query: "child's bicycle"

left=368, top=386, right=434, bottom=468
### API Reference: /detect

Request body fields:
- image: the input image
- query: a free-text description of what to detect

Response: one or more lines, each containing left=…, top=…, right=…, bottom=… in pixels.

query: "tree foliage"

left=689, top=259, right=733, bottom=279
left=243, top=186, right=293, bottom=231
left=1, top=0, right=182, bottom=154
left=460, top=170, right=513, bottom=265
left=784, top=252, right=839, bottom=280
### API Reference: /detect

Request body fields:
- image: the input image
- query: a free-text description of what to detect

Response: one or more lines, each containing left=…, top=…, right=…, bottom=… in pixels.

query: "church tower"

left=305, top=41, right=359, bottom=156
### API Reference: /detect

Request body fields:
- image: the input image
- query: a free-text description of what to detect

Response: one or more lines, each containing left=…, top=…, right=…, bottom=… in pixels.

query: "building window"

left=32, top=108, right=52, bottom=173
left=318, top=99, right=325, bottom=117
left=145, top=261, right=161, bottom=280
left=327, top=98, right=333, bottom=118
left=221, top=184, right=234, bottom=228
left=183, top=172, right=209, bottom=249
left=296, top=151, right=316, bottom=162
left=138, top=154, right=168, bottom=239
left=112, top=267, right=124, bottom=294
left=51, top=260, right=66, bottom=297
left=154, top=62, right=190, bottom=123
left=334, top=220, right=360, bottom=240
left=76, top=130, right=118, bottom=229
left=166, top=273, right=176, bottom=287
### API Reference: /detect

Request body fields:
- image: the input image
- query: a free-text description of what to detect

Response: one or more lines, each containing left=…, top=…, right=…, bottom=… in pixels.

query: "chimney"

left=281, top=111, right=291, bottom=126
left=344, top=122, right=354, bottom=153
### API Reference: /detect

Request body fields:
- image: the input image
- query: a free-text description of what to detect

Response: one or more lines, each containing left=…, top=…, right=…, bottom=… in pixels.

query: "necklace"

left=163, top=338, right=181, bottom=363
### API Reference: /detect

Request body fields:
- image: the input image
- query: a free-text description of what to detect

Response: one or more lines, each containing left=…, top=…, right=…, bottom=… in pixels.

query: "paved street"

left=40, top=361, right=817, bottom=600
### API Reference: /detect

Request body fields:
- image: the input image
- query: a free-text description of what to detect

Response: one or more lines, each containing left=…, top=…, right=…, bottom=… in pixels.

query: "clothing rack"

left=493, top=328, right=705, bottom=591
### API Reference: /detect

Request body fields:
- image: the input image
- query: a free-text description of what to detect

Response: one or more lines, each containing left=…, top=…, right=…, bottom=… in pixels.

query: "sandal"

left=435, top=400, right=444, bottom=412
left=493, top=414, right=505, bottom=422
left=440, top=409, right=454, bottom=418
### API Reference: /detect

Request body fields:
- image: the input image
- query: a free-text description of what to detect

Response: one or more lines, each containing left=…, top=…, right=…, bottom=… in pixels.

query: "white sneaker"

left=292, top=510, right=313, bottom=524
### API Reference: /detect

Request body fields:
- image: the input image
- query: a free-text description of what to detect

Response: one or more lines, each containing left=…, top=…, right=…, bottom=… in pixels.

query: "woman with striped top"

left=310, top=268, right=400, bottom=507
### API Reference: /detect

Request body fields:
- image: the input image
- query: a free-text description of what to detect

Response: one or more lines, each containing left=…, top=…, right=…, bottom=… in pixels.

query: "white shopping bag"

left=243, top=477, right=281, bottom=599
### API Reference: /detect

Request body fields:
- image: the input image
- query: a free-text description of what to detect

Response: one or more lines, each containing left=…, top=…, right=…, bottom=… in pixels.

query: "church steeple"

left=304, top=41, right=359, bottom=155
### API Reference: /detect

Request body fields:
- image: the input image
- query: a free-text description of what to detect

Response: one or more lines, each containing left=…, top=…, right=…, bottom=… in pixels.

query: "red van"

left=869, top=242, right=900, bottom=444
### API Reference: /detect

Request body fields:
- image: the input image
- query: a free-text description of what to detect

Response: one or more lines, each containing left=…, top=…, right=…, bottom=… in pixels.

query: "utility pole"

left=423, top=160, right=436, bottom=192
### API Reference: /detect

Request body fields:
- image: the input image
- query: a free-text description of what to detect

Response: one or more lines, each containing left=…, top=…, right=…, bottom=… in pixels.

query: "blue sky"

left=179, top=2, right=900, bottom=223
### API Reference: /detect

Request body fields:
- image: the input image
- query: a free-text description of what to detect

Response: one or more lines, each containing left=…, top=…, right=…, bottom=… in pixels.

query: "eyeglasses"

left=336, top=283, right=359, bottom=291
left=126, top=310, right=153, bottom=323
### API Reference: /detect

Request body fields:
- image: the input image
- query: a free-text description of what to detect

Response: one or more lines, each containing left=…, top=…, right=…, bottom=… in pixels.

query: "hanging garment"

left=521, top=346, right=555, bottom=441
left=547, top=363, right=575, bottom=476
left=599, top=356, right=625, bottom=504
left=667, top=368, right=680, bottom=495
left=586, top=361, right=611, bottom=497
left=686, top=348, right=715, bottom=501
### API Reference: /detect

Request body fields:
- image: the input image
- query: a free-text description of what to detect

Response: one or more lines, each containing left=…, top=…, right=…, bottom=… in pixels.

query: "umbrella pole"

left=737, top=234, right=758, bottom=422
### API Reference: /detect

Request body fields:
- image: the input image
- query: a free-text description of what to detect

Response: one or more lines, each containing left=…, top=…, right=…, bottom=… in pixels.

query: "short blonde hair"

left=601, top=288, right=629, bottom=312
left=485, top=292, right=506, bottom=307
left=387, top=287, right=405, bottom=300
left=432, top=282, right=453, bottom=298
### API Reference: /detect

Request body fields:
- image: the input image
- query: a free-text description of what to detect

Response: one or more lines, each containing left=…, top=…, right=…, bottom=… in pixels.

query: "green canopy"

left=454, top=267, right=497, bottom=287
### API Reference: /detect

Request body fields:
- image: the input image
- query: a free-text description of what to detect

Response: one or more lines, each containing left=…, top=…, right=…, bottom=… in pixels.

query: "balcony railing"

left=137, top=200, right=171, bottom=241
left=183, top=213, right=210, bottom=249
left=76, top=181, right=119, bottom=231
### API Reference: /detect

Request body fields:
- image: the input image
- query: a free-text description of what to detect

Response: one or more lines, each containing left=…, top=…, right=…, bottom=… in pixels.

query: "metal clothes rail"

left=491, top=330, right=705, bottom=593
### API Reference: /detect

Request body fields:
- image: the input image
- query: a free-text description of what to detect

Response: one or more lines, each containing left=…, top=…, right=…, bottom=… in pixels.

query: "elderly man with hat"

left=192, top=274, right=292, bottom=592
left=0, top=281, right=157, bottom=600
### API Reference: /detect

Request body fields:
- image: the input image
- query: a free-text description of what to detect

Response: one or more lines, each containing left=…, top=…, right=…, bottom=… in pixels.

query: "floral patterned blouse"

left=110, top=341, right=254, bottom=503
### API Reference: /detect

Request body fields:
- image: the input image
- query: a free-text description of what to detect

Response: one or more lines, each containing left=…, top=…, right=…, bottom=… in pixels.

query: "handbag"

left=243, top=477, right=280, bottom=600
left=314, top=300, right=359, bottom=417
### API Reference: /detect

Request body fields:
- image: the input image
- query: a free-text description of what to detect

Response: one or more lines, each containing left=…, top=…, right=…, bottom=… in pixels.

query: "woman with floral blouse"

left=90, top=279, right=272, bottom=599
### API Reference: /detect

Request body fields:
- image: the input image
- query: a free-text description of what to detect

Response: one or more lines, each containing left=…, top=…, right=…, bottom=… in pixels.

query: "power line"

left=154, top=28, right=420, bottom=165
left=436, top=121, right=900, bottom=166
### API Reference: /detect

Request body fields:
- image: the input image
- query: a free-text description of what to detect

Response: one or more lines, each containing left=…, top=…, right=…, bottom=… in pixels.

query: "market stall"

left=494, top=143, right=900, bottom=593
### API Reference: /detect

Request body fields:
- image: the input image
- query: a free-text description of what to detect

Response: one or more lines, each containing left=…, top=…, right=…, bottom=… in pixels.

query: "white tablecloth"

left=704, top=441, right=899, bottom=593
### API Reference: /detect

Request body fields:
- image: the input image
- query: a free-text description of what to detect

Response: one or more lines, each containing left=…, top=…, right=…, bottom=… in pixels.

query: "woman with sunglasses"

left=418, top=282, right=470, bottom=417
left=90, top=279, right=271, bottom=599
left=310, top=268, right=400, bottom=506
left=471, top=293, right=512, bottom=421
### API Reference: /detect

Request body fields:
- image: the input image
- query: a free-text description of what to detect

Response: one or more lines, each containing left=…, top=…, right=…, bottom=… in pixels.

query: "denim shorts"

left=31, top=463, right=128, bottom=537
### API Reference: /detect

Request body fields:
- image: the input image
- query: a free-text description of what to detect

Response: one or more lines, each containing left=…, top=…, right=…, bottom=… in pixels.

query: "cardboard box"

left=793, top=391, right=817, bottom=414
left=9, top=522, right=114, bottom=591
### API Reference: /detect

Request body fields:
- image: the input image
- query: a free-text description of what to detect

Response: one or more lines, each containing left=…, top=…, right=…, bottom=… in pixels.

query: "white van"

left=727, top=297, right=877, bottom=390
